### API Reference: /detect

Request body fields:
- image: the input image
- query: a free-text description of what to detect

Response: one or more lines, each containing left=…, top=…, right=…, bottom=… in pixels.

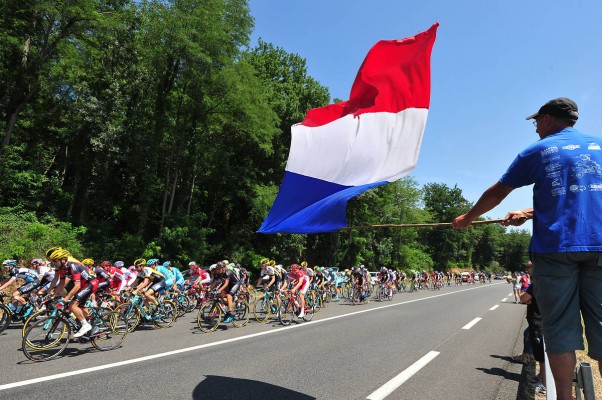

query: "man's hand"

left=452, top=214, right=473, bottom=229
left=501, top=209, right=531, bottom=226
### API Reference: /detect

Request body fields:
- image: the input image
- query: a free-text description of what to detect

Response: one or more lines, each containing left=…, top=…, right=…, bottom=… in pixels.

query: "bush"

left=0, top=207, right=85, bottom=261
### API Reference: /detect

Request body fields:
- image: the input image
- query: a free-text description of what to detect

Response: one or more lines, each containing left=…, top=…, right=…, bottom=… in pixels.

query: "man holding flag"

left=452, top=98, right=602, bottom=400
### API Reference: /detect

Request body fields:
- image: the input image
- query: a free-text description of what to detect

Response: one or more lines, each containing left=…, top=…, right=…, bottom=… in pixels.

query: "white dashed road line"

left=366, top=351, right=440, bottom=400
left=462, top=317, right=482, bottom=330
left=489, top=305, right=500, bottom=311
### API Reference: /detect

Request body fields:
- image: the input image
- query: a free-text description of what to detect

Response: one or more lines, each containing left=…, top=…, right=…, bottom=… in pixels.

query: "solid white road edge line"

left=489, top=305, right=500, bottom=311
left=366, top=351, right=440, bottom=400
left=462, top=317, right=483, bottom=330
left=0, top=283, right=501, bottom=391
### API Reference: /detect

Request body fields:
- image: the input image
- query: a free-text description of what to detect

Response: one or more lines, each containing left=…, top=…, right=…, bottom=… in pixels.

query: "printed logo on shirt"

left=545, top=163, right=562, bottom=173
left=551, top=187, right=566, bottom=196
left=562, top=145, right=581, bottom=150
left=588, top=143, right=601, bottom=150
left=588, top=184, right=602, bottom=191
left=570, top=185, right=586, bottom=192
left=551, top=177, right=562, bottom=187
left=542, top=155, right=560, bottom=164
left=541, top=147, right=558, bottom=157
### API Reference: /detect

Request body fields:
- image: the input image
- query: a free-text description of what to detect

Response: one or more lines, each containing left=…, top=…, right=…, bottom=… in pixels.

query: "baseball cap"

left=526, top=97, right=579, bottom=121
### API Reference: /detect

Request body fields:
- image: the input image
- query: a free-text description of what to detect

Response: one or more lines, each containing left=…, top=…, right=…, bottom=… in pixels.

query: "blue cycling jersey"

left=156, top=265, right=174, bottom=287
left=171, top=267, right=185, bottom=285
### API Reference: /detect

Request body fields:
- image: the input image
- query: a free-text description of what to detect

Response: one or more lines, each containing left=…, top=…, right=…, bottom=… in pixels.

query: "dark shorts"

left=149, top=280, right=166, bottom=294
left=17, top=280, right=41, bottom=295
left=226, top=282, right=241, bottom=296
left=532, top=252, right=602, bottom=360
left=74, top=280, right=99, bottom=304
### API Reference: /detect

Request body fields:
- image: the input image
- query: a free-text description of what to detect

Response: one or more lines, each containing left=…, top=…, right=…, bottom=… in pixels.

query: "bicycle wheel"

left=185, top=293, right=198, bottom=312
left=231, top=301, right=250, bottom=328
left=278, top=299, right=294, bottom=326
left=302, top=304, right=314, bottom=322
left=22, top=316, right=71, bottom=361
left=175, top=294, right=189, bottom=317
left=0, top=304, right=12, bottom=334
left=22, top=309, right=52, bottom=337
left=152, top=300, right=177, bottom=328
left=91, top=311, right=128, bottom=351
left=113, top=302, right=141, bottom=333
left=197, top=302, right=222, bottom=332
left=307, top=291, right=321, bottom=313
left=253, top=297, right=270, bottom=323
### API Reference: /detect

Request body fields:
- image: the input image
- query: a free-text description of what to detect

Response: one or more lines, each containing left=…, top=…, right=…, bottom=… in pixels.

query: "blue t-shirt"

left=500, top=127, right=602, bottom=253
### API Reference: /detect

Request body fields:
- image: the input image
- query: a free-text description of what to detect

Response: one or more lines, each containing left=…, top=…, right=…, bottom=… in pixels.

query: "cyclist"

left=46, top=247, right=98, bottom=338
left=351, top=267, right=367, bottom=302
left=210, top=261, right=241, bottom=323
left=287, top=264, right=308, bottom=318
left=132, top=259, right=166, bottom=312
left=257, top=258, right=278, bottom=292
left=122, top=261, right=141, bottom=292
left=188, top=262, right=212, bottom=288
left=0, top=260, right=41, bottom=316
left=35, top=258, right=55, bottom=297
left=165, top=262, right=185, bottom=291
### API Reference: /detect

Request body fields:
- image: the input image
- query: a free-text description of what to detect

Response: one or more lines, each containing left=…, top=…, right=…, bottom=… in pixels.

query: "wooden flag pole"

left=339, top=219, right=505, bottom=231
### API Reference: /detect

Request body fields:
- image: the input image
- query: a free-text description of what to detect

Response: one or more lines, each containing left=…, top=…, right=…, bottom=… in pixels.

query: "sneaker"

left=533, top=383, right=546, bottom=394
left=73, top=322, right=92, bottom=338
left=298, top=311, right=305, bottom=318
left=223, top=314, right=233, bottom=323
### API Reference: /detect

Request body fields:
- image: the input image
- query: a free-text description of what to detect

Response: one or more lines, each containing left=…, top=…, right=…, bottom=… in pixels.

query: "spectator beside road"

left=452, top=98, right=602, bottom=399
left=511, top=272, right=522, bottom=304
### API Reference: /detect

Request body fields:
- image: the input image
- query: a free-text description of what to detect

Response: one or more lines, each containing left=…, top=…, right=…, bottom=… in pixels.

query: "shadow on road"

left=192, top=375, right=316, bottom=400
left=476, top=366, right=521, bottom=382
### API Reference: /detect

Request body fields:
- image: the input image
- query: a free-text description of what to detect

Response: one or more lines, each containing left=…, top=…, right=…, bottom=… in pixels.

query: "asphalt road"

left=0, top=282, right=527, bottom=399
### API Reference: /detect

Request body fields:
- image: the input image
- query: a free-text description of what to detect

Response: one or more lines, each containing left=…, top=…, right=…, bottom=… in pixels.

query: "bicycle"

left=197, top=291, right=249, bottom=333
left=278, top=290, right=314, bottom=326
left=21, top=300, right=128, bottom=362
left=114, top=293, right=177, bottom=332
left=252, top=288, right=279, bottom=323
left=376, top=283, right=393, bottom=302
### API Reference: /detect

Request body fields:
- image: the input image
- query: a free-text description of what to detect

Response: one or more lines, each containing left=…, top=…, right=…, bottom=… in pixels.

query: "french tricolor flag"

left=259, top=23, right=438, bottom=234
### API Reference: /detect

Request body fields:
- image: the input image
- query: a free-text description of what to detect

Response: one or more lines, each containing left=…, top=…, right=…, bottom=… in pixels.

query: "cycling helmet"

left=190, top=263, right=199, bottom=271
left=31, top=258, right=44, bottom=266
left=260, top=258, right=269, bottom=266
left=209, top=264, right=217, bottom=271
left=134, top=258, right=146, bottom=267
left=2, top=259, right=17, bottom=267
left=81, top=258, right=95, bottom=266
left=188, top=261, right=197, bottom=267
left=290, top=263, right=300, bottom=271
left=163, top=261, right=171, bottom=267
left=114, top=261, right=124, bottom=268
left=46, top=247, right=71, bottom=260
left=221, top=259, right=229, bottom=265
left=128, top=265, right=136, bottom=271
left=300, top=261, right=308, bottom=268
left=101, top=261, right=112, bottom=268
left=268, top=260, right=276, bottom=267
left=381, top=267, right=387, bottom=273
left=146, top=258, right=159, bottom=266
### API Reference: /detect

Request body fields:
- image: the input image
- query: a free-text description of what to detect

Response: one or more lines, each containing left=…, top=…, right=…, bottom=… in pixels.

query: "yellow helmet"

left=301, top=261, right=308, bottom=268
left=268, top=260, right=276, bottom=267
left=134, top=258, right=146, bottom=267
left=260, top=258, right=269, bottom=266
left=46, top=247, right=71, bottom=260
left=81, top=258, right=95, bottom=266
